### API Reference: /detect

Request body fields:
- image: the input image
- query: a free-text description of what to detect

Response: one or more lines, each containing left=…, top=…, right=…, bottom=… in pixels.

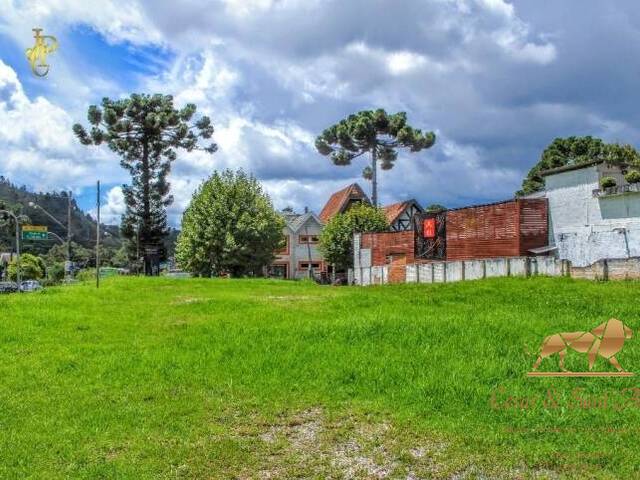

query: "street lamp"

left=48, top=231, right=65, bottom=244
left=28, top=193, right=73, bottom=279
left=0, top=209, right=20, bottom=289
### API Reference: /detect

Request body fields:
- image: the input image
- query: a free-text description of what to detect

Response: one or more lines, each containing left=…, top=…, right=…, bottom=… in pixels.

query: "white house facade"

left=542, top=162, right=640, bottom=267
left=268, top=211, right=326, bottom=279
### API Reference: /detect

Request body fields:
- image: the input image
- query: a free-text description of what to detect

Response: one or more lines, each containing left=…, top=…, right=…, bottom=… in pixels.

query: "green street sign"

left=22, top=231, right=49, bottom=240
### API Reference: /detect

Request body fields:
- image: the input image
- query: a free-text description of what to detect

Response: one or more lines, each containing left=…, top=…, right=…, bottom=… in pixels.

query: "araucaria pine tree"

left=315, top=109, right=436, bottom=206
left=73, top=94, right=217, bottom=275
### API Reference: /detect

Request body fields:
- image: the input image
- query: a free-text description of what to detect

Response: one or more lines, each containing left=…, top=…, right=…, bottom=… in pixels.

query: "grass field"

left=1, top=276, right=640, bottom=479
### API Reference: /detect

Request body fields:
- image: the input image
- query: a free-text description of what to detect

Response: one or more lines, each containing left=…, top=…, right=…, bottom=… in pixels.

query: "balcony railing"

left=592, top=183, right=640, bottom=198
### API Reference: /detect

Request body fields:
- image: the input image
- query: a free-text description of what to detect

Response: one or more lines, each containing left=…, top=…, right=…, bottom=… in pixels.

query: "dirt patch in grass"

left=171, top=296, right=211, bottom=305
left=238, top=407, right=555, bottom=479
left=261, top=295, right=320, bottom=302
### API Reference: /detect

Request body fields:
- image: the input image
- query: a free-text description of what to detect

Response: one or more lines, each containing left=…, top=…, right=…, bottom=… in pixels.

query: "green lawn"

left=1, top=276, right=639, bottom=479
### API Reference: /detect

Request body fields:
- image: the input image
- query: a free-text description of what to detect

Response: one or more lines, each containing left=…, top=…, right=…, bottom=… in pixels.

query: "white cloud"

left=142, top=50, right=324, bottom=217
left=97, top=186, right=126, bottom=224
left=0, top=0, right=161, bottom=46
left=386, top=51, right=428, bottom=76
left=0, top=60, right=120, bottom=190
left=7, top=0, right=640, bottom=229
left=474, top=0, right=557, bottom=64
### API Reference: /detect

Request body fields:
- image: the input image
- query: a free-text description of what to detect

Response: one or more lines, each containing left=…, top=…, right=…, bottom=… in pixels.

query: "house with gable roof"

left=268, top=209, right=326, bottom=279
left=319, top=183, right=370, bottom=223
left=320, top=182, right=423, bottom=233
left=382, top=199, right=423, bottom=232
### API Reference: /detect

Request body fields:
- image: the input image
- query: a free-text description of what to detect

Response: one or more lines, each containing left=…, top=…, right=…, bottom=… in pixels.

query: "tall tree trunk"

left=371, top=147, right=378, bottom=207
left=141, top=141, right=153, bottom=276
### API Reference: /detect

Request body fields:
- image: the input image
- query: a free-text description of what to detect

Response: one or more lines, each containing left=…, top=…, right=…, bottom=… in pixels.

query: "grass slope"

left=1, top=277, right=639, bottom=479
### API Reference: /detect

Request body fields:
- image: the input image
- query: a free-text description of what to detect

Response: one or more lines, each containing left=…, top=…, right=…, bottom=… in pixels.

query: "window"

left=268, top=263, right=288, bottom=279
left=276, top=235, right=289, bottom=255
left=299, top=234, right=319, bottom=244
left=299, top=262, right=322, bottom=271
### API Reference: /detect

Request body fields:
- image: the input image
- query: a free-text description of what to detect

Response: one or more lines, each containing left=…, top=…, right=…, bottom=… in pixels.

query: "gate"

left=414, top=211, right=446, bottom=260
left=389, top=254, right=407, bottom=284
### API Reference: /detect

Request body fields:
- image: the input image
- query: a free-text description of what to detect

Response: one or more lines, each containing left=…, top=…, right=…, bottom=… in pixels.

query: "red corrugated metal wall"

left=446, top=199, right=548, bottom=260
left=518, top=198, right=548, bottom=254
left=361, top=231, right=415, bottom=266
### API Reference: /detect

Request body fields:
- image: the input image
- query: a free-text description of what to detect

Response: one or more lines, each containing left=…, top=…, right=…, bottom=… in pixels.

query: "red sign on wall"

left=423, top=218, right=436, bottom=238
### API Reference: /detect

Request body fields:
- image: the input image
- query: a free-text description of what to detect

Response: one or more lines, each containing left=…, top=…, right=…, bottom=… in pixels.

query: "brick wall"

left=361, top=231, right=415, bottom=266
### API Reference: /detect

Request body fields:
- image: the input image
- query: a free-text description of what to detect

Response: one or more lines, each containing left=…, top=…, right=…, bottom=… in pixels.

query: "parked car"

left=0, top=282, right=19, bottom=294
left=20, top=280, right=42, bottom=292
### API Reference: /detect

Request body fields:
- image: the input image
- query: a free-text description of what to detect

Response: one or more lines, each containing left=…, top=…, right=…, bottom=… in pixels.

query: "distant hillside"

left=0, top=177, right=122, bottom=255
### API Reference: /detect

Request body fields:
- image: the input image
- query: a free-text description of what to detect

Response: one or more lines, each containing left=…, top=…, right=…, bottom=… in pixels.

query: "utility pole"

left=136, top=220, right=141, bottom=276
left=96, top=180, right=100, bottom=289
left=371, top=148, right=378, bottom=207
left=67, top=190, right=72, bottom=279
left=0, top=210, right=20, bottom=290
left=304, top=221, right=313, bottom=279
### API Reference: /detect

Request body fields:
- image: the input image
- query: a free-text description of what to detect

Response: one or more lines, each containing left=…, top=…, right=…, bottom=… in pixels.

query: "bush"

left=8, top=253, right=45, bottom=281
left=76, top=268, right=96, bottom=282
left=600, top=176, right=617, bottom=189
left=319, top=203, right=389, bottom=271
left=47, top=262, right=66, bottom=283
left=625, top=170, right=640, bottom=184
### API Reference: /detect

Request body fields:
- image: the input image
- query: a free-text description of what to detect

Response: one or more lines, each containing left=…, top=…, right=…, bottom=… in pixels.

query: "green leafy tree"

left=315, top=109, right=436, bottom=206
left=45, top=241, right=92, bottom=269
left=47, top=262, right=65, bottom=283
left=319, top=203, right=389, bottom=271
left=73, top=93, right=217, bottom=275
left=111, top=246, right=130, bottom=268
left=425, top=203, right=447, bottom=213
left=625, top=170, right=640, bottom=184
left=8, top=253, right=45, bottom=281
left=176, top=170, right=284, bottom=277
left=518, top=136, right=640, bottom=195
left=600, top=176, right=617, bottom=189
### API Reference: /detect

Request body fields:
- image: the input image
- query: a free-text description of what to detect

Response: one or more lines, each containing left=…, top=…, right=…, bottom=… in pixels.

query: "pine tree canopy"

left=315, top=109, right=435, bottom=206
left=73, top=93, right=217, bottom=275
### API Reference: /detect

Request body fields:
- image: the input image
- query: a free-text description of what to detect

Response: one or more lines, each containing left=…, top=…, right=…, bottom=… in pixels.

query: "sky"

left=2, top=0, right=640, bottom=225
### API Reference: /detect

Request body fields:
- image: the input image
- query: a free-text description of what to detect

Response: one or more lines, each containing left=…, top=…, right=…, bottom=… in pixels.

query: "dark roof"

left=539, top=160, right=605, bottom=177
left=286, top=211, right=324, bottom=231
left=319, top=183, right=370, bottom=223
left=446, top=198, right=520, bottom=212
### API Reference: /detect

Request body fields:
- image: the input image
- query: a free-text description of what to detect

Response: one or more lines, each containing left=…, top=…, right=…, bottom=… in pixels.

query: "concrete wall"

left=353, top=265, right=388, bottom=286
left=545, top=164, right=640, bottom=267
left=353, top=255, right=640, bottom=286
left=571, top=257, right=640, bottom=281
left=353, top=256, right=568, bottom=286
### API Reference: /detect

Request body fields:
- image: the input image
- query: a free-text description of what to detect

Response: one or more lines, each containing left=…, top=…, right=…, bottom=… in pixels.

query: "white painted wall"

left=354, top=257, right=566, bottom=286
left=274, top=216, right=325, bottom=279
left=544, top=164, right=640, bottom=267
